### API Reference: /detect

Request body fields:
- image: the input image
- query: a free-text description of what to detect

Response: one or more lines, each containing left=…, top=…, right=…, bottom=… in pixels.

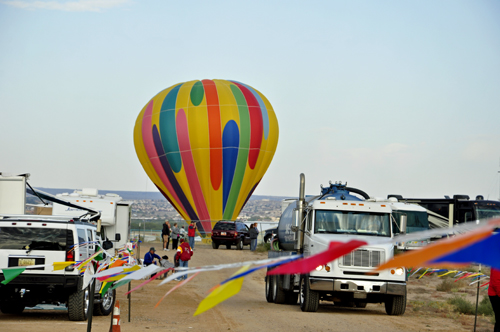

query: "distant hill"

left=34, top=187, right=293, bottom=202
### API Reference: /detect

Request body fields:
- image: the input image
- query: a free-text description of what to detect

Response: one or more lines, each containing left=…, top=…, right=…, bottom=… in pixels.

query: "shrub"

left=436, top=279, right=455, bottom=292
left=477, top=296, right=494, bottom=316
left=447, top=295, right=475, bottom=315
left=256, top=242, right=270, bottom=252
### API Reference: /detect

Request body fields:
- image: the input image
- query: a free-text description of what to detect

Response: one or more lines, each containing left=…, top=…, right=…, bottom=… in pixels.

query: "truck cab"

left=267, top=175, right=406, bottom=315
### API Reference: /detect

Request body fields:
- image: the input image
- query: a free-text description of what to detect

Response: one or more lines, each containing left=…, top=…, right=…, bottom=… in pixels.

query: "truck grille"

left=341, top=249, right=384, bottom=268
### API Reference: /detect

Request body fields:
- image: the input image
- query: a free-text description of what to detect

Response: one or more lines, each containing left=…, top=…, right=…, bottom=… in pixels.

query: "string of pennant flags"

left=1, top=218, right=499, bottom=315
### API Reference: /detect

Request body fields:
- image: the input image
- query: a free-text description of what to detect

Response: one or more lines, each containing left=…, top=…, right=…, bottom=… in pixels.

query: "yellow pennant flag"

left=194, top=265, right=250, bottom=316
left=53, top=262, right=76, bottom=271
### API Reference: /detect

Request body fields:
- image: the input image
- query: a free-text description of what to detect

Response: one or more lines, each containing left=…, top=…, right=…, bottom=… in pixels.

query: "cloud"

left=1, top=0, right=132, bottom=12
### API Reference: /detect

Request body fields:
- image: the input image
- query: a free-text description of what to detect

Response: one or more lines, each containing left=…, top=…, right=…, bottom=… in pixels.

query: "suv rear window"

left=213, top=223, right=236, bottom=231
left=0, top=227, right=69, bottom=250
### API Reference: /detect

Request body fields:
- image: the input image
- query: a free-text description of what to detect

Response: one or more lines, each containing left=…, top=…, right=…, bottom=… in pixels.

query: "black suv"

left=264, top=227, right=277, bottom=243
left=211, top=221, right=250, bottom=250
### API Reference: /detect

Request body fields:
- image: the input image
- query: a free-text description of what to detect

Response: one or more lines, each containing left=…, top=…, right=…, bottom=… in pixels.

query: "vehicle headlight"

left=394, top=267, right=404, bottom=276
left=315, top=265, right=323, bottom=271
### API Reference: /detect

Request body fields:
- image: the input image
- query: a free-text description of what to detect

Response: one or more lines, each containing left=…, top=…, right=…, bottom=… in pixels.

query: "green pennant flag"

left=1, top=267, right=26, bottom=285
left=100, top=281, right=113, bottom=295
left=110, top=279, right=131, bottom=291
left=94, top=247, right=104, bottom=261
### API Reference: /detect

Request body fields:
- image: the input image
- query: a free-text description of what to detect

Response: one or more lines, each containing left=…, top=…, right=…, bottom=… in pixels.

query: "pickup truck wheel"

left=265, top=273, right=274, bottom=303
left=299, top=275, right=319, bottom=312
left=265, top=235, right=271, bottom=243
left=93, top=288, right=115, bottom=316
left=385, top=291, right=406, bottom=315
left=272, top=274, right=286, bottom=304
left=68, top=285, right=90, bottom=321
left=236, top=240, right=243, bottom=250
left=226, top=244, right=231, bottom=249
left=0, top=303, right=25, bottom=314
left=212, top=241, right=219, bottom=249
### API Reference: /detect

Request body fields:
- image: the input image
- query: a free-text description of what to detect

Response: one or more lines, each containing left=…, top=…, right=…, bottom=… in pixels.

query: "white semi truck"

left=266, top=174, right=406, bottom=315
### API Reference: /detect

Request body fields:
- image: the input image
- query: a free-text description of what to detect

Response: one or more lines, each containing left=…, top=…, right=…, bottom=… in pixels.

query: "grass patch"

left=255, top=242, right=270, bottom=252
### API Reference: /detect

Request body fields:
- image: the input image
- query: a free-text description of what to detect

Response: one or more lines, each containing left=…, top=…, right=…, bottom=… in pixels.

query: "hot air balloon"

left=133, top=79, right=279, bottom=235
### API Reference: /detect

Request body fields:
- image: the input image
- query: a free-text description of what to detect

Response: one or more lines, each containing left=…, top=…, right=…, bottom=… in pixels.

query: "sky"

left=1, top=0, right=500, bottom=200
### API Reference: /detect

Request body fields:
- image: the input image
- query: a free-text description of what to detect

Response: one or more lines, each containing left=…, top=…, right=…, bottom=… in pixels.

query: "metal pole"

left=128, top=281, right=131, bottom=322
left=473, top=264, right=481, bottom=332
left=87, top=279, right=96, bottom=332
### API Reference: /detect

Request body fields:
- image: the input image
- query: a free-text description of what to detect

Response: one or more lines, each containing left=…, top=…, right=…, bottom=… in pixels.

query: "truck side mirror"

left=115, top=233, right=121, bottom=241
left=103, top=240, right=113, bottom=250
left=400, top=215, right=407, bottom=235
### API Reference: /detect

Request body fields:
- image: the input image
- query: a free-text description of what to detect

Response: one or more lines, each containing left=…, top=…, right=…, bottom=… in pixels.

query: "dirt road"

left=0, top=242, right=494, bottom=332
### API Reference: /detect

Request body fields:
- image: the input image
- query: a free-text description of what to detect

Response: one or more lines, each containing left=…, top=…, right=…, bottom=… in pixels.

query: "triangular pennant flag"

left=53, top=261, right=75, bottom=271
left=268, top=240, right=366, bottom=275
left=193, top=266, right=250, bottom=316
left=110, top=279, right=132, bottom=291
left=1, top=267, right=26, bottom=285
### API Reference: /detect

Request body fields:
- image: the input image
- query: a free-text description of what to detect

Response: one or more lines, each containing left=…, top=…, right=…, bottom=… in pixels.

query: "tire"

left=93, top=288, right=115, bottom=316
left=299, top=275, right=319, bottom=312
left=272, top=274, right=286, bottom=304
left=226, top=244, right=231, bottom=249
left=212, top=241, right=219, bottom=249
left=0, top=303, right=25, bottom=314
left=355, top=302, right=367, bottom=308
left=265, top=273, right=274, bottom=303
left=385, top=290, right=406, bottom=315
left=68, top=285, right=90, bottom=321
left=236, top=240, right=243, bottom=250
left=265, top=235, right=271, bottom=244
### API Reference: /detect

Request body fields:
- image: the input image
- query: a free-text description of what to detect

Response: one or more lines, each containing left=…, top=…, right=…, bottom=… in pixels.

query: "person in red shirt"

left=188, top=221, right=196, bottom=250
left=489, top=267, right=500, bottom=332
left=175, top=238, right=193, bottom=280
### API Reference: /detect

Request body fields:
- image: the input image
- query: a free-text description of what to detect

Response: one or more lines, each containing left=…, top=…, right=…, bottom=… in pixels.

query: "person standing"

left=162, top=220, right=171, bottom=251
left=188, top=221, right=196, bottom=250
left=175, top=238, right=193, bottom=280
left=249, top=223, right=259, bottom=251
left=171, top=223, right=180, bottom=250
left=489, top=267, right=500, bottom=332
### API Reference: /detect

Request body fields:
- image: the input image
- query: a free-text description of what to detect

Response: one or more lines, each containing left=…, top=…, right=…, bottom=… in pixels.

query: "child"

left=159, top=255, right=175, bottom=279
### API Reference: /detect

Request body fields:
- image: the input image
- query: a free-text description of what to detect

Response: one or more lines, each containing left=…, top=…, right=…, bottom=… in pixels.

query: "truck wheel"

left=93, top=288, right=115, bottom=316
left=265, top=274, right=274, bottom=303
left=236, top=240, right=243, bottom=250
left=265, top=235, right=271, bottom=243
left=0, top=303, right=25, bottom=314
left=68, top=285, right=90, bottom=321
left=272, top=274, right=286, bottom=304
left=299, top=275, right=319, bottom=312
left=212, top=241, right=219, bottom=249
left=385, top=292, right=406, bottom=315
left=226, top=244, right=231, bottom=249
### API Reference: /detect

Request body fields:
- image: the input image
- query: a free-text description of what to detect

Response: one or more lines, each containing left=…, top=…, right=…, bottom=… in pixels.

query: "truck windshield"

left=393, top=211, right=429, bottom=233
left=0, top=227, right=68, bottom=250
left=314, top=210, right=391, bottom=237
left=474, top=204, right=500, bottom=220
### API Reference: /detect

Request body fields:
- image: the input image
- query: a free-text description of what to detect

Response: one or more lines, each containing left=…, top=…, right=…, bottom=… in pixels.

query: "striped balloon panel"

left=134, top=79, right=279, bottom=234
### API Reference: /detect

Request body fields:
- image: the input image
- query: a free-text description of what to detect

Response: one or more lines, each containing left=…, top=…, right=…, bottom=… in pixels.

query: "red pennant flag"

left=267, top=240, right=366, bottom=275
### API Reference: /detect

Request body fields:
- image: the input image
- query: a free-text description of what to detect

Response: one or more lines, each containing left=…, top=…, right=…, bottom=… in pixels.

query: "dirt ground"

left=0, top=242, right=494, bottom=332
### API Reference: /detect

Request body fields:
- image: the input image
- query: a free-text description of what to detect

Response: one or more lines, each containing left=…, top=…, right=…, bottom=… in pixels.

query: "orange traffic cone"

left=110, top=300, right=121, bottom=332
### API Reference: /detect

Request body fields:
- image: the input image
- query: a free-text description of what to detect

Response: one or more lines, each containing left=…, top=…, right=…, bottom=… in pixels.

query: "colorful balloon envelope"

left=134, top=79, right=279, bottom=234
